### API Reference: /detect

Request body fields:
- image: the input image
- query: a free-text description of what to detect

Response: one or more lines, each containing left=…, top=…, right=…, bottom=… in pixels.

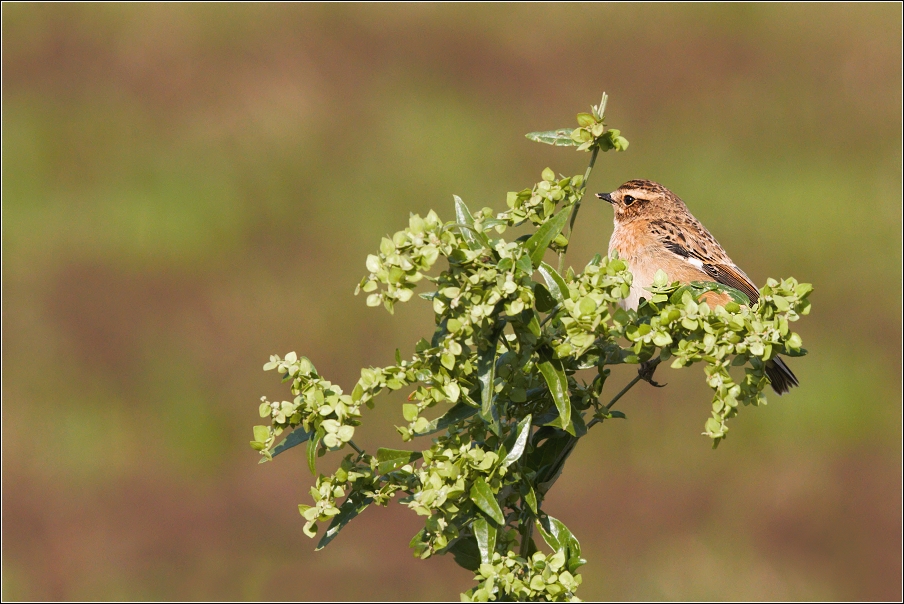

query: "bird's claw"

left=638, top=359, right=666, bottom=387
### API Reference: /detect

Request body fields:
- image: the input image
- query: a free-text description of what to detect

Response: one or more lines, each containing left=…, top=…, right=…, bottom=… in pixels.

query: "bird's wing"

left=651, top=217, right=761, bottom=304
left=697, top=262, right=761, bottom=304
left=650, top=213, right=797, bottom=395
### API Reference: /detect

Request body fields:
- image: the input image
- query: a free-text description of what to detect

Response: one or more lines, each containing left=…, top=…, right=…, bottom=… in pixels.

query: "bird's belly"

left=609, top=230, right=659, bottom=310
left=622, top=260, right=656, bottom=310
left=609, top=230, right=708, bottom=310
left=614, top=250, right=714, bottom=310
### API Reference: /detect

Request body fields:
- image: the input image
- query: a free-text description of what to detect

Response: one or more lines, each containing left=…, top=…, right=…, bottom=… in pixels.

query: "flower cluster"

left=548, top=255, right=634, bottom=359
left=356, top=211, right=444, bottom=313
left=500, top=168, right=584, bottom=229
left=252, top=353, right=363, bottom=460
left=569, top=93, right=629, bottom=153
left=466, top=549, right=583, bottom=602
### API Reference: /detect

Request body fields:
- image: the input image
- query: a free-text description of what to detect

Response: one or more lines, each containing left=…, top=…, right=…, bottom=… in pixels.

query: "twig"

left=557, top=145, right=600, bottom=274
left=347, top=440, right=365, bottom=456
left=539, top=303, right=562, bottom=327
left=586, top=358, right=663, bottom=428
left=519, top=521, right=534, bottom=559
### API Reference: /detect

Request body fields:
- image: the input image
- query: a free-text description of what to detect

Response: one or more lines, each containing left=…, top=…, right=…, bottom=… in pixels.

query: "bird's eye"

left=623, top=195, right=636, bottom=206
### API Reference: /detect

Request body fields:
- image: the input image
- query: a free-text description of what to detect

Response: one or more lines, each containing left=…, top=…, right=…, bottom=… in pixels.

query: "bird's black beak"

left=596, top=192, right=614, bottom=204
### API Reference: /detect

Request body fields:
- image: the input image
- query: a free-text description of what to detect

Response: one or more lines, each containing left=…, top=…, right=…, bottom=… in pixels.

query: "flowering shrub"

left=251, top=94, right=811, bottom=601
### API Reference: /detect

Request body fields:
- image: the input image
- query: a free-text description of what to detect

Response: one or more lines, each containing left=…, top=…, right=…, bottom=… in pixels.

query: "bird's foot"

left=638, top=358, right=666, bottom=387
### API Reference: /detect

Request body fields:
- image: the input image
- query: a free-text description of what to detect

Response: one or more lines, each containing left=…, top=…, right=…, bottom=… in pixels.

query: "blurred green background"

left=2, top=4, right=901, bottom=601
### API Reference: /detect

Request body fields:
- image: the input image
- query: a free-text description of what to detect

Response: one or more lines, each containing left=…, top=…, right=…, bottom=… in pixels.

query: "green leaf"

left=795, top=282, right=814, bottom=297
left=534, top=283, right=557, bottom=313
left=515, top=253, right=533, bottom=275
left=402, top=403, right=419, bottom=422
left=576, top=113, right=596, bottom=127
left=543, top=409, right=580, bottom=437
left=705, top=417, right=723, bottom=434
left=470, top=477, right=505, bottom=525
left=671, top=281, right=750, bottom=306
left=307, top=428, right=325, bottom=475
left=447, top=536, right=482, bottom=571
left=481, top=218, right=509, bottom=230
left=526, top=311, right=542, bottom=337
left=530, top=575, right=546, bottom=591
left=537, top=353, right=572, bottom=435
left=502, top=414, right=532, bottom=468
left=700, top=281, right=750, bottom=305
left=252, top=425, right=270, bottom=443
left=477, top=333, right=502, bottom=436
left=271, top=427, right=312, bottom=458
left=578, top=296, right=597, bottom=316
left=653, top=269, right=669, bottom=288
left=524, top=208, right=570, bottom=268
left=523, top=484, right=538, bottom=515
left=537, top=262, right=568, bottom=305
left=376, top=448, right=423, bottom=474
left=413, top=416, right=430, bottom=433
left=525, top=129, right=581, bottom=147
left=545, top=404, right=586, bottom=437
left=420, top=401, right=479, bottom=436
left=473, top=516, right=498, bottom=564
left=454, top=195, right=484, bottom=251
left=315, top=493, right=373, bottom=550
left=537, top=514, right=582, bottom=562
left=530, top=429, right=579, bottom=494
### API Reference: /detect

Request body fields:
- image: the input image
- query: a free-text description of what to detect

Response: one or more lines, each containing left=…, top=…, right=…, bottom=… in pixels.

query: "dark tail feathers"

left=765, top=357, right=799, bottom=395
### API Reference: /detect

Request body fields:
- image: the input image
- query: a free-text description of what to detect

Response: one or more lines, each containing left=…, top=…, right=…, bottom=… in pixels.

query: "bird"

left=596, top=179, right=799, bottom=395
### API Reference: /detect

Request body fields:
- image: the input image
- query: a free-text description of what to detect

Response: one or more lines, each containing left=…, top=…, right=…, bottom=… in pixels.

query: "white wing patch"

left=685, top=256, right=704, bottom=269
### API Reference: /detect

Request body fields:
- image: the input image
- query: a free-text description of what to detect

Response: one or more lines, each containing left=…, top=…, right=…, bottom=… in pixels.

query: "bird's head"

left=596, top=179, right=685, bottom=224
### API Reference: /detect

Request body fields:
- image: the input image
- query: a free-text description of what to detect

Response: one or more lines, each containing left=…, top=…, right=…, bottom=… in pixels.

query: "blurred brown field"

left=2, top=3, right=901, bottom=601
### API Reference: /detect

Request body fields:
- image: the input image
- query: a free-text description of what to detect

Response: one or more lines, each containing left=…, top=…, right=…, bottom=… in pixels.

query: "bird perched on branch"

left=596, top=179, right=798, bottom=394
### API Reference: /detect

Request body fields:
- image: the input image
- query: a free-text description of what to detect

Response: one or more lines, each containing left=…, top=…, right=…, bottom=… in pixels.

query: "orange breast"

left=609, top=220, right=723, bottom=308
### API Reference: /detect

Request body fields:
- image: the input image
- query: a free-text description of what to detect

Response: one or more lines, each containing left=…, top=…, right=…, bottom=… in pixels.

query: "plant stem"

left=586, top=371, right=644, bottom=429
left=605, top=374, right=643, bottom=410
left=347, top=440, right=365, bottom=456
left=539, top=303, right=562, bottom=327
left=519, top=520, right=534, bottom=559
left=519, top=131, right=614, bottom=567
left=524, top=362, right=656, bottom=523
left=558, top=145, right=600, bottom=274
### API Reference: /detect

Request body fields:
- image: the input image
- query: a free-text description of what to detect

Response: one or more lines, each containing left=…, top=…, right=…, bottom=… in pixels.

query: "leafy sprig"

left=250, top=94, right=811, bottom=601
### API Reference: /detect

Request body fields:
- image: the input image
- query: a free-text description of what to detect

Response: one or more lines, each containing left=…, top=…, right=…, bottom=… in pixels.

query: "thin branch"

left=569, top=145, right=600, bottom=235
left=557, top=145, right=600, bottom=274
left=586, top=358, right=663, bottom=428
left=585, top=376, right=641, bottom=429
left=539, top=303, right=562, bottom=327
left=606, top=375, right=642, bottom=410
left=519, top=521, right=534, bottom=559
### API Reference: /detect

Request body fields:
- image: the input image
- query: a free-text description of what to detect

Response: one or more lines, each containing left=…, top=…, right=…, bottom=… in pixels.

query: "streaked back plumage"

left=599, top=179, right=798, bottom=395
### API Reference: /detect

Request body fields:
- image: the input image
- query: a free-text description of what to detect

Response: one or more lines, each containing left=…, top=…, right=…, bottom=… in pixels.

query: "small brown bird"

left=596, top=179, right=798, bottom=394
